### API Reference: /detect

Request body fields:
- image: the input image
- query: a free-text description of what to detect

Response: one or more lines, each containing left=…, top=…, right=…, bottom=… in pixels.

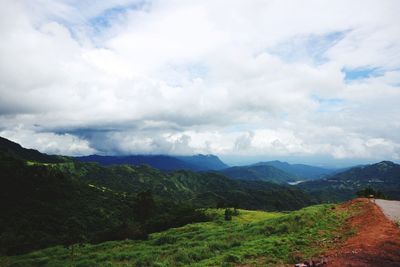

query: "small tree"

left=224, top=208, right=232, bottom=221
left=356, top=186, right=385, bottom=199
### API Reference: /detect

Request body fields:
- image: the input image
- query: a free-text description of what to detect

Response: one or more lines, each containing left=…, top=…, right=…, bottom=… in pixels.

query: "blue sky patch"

left=89, top=1, right=149, bottom=33
left=342, top=67, right=384, bottom=81
left=269, top=30, right=348, bottom=65
left=311, top=95, right=345, bottom=113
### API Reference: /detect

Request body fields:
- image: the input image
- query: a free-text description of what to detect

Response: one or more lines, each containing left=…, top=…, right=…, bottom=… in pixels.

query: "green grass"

left=2, top=204, right=351, bottom=267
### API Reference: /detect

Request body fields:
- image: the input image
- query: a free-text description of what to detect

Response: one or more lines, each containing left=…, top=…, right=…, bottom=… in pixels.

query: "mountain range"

left=75, top=154, right=228, bottom=171
left=2, top=135, right=400, bottom=257
left=0, top=136, right=314, bottom=255
left=75, top=154, right=341, bottom=184
left=218, top=164, right=299, bottom=184
left=252, top=160, right=337, bottom=180
left=299, top=161, right=400, bottom=201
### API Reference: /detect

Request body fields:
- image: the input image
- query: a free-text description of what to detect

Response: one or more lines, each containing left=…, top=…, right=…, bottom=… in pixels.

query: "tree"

left=224, top=208, right=232, bottom=221
left=356, top=187, right=385, bottom=199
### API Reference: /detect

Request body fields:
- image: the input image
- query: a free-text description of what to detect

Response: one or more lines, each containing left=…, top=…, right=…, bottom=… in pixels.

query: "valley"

left=1, top=136, right=400, bottom=266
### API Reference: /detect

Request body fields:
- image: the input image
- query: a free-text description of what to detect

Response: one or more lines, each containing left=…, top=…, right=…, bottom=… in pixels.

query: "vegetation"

left=2, top=204, right=350, bottom=267
left=299, top=161, right=400, bottom=202
left=0, top=136, right=315, bottom=256
left=218, top=164, right=300, bottom=184
left=356, top=187, right=386, bottom=199
left=50, top=160, right=315, bottom=211
left=75, top=154, right=228, bottom=171
left=252, top=161, right=335, bottom=180
left=0, top=154, right=209, bottom=255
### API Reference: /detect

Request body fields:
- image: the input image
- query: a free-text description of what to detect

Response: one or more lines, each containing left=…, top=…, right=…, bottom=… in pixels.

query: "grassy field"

left=1, top=204, right=350, bottom=267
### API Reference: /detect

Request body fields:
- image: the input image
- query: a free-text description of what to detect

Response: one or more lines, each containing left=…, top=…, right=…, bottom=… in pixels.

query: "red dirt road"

left=325, top=198, right=400, bottom=267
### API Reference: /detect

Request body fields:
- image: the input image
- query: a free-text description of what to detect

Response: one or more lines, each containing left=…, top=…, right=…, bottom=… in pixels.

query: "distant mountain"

left=0, top=136, right=65, bottom=163
left=75, top=154, right=228, bottom=171
left=299, top=161, right=400, bottom=202
left=176, top=154, right=228, bottom=170
left=329, top=161, right=400, bottom=183
left=253, top=160, right=336, bottom=180
left=219, top=165, right=299, bottom=184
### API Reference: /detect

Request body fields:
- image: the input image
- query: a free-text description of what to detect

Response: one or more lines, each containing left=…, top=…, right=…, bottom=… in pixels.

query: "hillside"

left=75, top=154, right=228, bottom=171
left=299, top=161, right=400, bottom=202
left=2, top=204, right=350, bottom=266
left=59, top=162, right=314, bottom=211
left=0, top=137, right=65, bottom=163
left=0, top=136, right=315, bottom=256
left=219, top=164, right=299, bottom=184
left=176, top=154, right=228, bottom=170
left=0, top=155, right=136, bottom=255
left=253, top=160, right=336, bottom=180
left=326, top=198, right=400, bottom=266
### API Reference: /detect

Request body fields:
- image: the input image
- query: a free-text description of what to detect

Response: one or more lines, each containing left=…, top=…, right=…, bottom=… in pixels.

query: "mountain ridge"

left=299, top=160, right=400, bottom=201
left=0, top=136, right=315, bottom=255
left=218, top=164, right=299, bottom=184
left=75, top=153, right=228, bottom=171
left=252, top=160, right=337, bottom=180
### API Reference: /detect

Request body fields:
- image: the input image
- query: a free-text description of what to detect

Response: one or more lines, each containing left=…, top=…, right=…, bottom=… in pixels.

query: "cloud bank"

left=1, top=0, right=400, bottom=165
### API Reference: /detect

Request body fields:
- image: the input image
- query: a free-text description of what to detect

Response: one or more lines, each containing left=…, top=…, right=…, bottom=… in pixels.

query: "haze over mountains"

left=75, top=154, right=228, bottom=171
left=74, top=154, right=344, bottom=186
left=252, top=161, right=337, bottom=180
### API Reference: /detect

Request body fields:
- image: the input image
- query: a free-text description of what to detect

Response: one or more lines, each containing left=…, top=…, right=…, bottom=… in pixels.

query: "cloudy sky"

left=1, top=0, right=400, bottom=166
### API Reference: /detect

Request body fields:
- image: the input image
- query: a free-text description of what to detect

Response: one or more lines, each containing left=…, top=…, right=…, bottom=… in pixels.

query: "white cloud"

left=0, top=127, right=96, bottom=156
left=0, top=0, right=400, bottom=164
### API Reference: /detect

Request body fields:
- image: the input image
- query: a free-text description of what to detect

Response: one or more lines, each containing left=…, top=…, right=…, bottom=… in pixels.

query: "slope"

left=326, top=198, right=400, bottom=266
left=0, top=136, right=65, bottom=163
left=176, top=154, right=228, bottom=170
left=0, top=136, right=316, bottom=256
left=75, top=154, right=228, bottom=171
left=299, top=161, right=400, bottom=202
left=3, top=203, right=349, bottom=267
left=219, top=164, right=299, bottom=184
left=0, top=155, right=136, bottom=255
left=253, top=160, right=335, bottom=180
left=61, top=162, right=314, bottom=211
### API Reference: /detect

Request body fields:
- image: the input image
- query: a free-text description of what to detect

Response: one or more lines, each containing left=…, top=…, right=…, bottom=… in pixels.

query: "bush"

left=356, top=187, right=385, bottom=199
left=224, top=209, right=232, bottom=221
left=153, top=235, right=177, bottom=245
left=223, top=254, right=239, bottom=263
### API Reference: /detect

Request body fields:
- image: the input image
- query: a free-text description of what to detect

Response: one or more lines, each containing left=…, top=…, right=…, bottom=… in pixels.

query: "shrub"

left=153, top=235, right=177, bottom=245
left=223, top=254, right=239, bottom=263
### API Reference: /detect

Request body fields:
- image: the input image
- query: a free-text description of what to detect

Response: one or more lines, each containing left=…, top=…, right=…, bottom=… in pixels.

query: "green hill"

left=0, top=136, right=66, bottom=163
left=219, top=165, right=299, bottom=184
left=61, top=162, right=314, bottom=210
left=253, top=161, right=335, bottom=180
left=298, top=161, right=400, bottom=202
left=2, top=204, right=351, bottom=267
left=0, top=136, right=316, bottom=256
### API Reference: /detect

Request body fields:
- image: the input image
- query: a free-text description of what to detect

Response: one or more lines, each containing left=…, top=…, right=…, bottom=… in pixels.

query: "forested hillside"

left=0, top=137, right=315, bottom=256
left=218, top=164, right=299, bottom=184
left=75, top=153, right=228, bottom=171
left=299, top=161, right=400, bottom=201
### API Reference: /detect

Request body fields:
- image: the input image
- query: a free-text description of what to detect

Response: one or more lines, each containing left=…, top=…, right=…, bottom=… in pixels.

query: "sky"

left=1, top=0, right=400, bottom=167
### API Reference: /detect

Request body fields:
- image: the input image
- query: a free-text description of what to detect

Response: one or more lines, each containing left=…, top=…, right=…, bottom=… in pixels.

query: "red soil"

left=325, top=198, right=400, bottom=267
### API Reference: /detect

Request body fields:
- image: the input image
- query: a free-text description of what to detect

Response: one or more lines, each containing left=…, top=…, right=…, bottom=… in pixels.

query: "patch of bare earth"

left=325, top=198, right=400, bottom=267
